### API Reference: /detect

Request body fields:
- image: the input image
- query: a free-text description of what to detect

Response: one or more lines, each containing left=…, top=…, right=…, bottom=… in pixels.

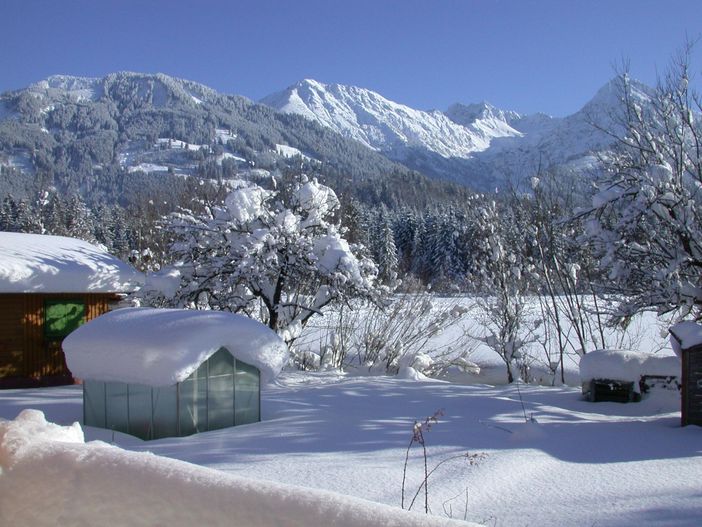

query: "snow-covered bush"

left=296, top=292, right=476, bottom=376
left=134, top=176, right=379, bottom=344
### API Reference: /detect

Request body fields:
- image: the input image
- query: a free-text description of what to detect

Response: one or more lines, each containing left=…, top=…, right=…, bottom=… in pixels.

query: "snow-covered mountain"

left=1, top=71, right=656, bottom=200
left=262, top=77, right=653, bottom=189
left=2, top=72, right=474, bottom=208
left=261, top=79, right=523, bottom=160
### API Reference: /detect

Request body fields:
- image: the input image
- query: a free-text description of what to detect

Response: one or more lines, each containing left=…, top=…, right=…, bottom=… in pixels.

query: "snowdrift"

left=0, top=410, right=472, bottom=527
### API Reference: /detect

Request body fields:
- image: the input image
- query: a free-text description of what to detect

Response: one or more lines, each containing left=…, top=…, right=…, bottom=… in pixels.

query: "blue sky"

left=2, top=0, right=701, bottom=116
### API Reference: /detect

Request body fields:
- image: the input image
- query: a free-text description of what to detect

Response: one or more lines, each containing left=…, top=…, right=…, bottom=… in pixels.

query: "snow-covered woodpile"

left=579, top=349, right=680, bottom=403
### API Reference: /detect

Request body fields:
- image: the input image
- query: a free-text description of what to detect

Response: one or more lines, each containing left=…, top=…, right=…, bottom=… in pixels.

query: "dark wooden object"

left=583, top=379, right=640, bottom=403
left=0, top=293, right=120, bottom=388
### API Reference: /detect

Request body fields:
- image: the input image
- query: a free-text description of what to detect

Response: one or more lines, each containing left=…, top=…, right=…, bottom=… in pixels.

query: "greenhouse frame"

left=83, top=347, right=260, bottom=440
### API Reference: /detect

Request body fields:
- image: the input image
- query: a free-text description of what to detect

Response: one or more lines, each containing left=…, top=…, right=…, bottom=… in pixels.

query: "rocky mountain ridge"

left=1, top=72, right=470, bottom=209
left=261, top=76, right=653, bottom=188
left=0, top=71, right=653, bottom=203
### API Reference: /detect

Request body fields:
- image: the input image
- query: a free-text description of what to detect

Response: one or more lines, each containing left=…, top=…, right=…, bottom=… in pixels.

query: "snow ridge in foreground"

left=0, top=410, right=472, bottom=527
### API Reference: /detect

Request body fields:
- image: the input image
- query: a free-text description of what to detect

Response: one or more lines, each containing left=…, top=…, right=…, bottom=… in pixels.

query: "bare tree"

left=584, top=41, right=702, bottom=325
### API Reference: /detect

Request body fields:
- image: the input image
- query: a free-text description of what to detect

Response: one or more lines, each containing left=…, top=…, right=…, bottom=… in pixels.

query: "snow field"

left=275, top=143, right=318, bottom=163
left=127, top=162, right=170, bottom=173
left=1, top=373, right=699, bottom=526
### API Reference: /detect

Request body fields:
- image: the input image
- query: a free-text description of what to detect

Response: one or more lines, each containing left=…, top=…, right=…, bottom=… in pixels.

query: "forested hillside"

left=0, top=72, right=472, bottom=266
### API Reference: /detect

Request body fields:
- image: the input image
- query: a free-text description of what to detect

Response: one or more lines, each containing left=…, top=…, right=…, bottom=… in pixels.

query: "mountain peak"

left=446, top=101, right=520, bottom=127
left=298, top=78, right=327, bottom=90
left=42, top=74, right=100, bottom=90
left=261, top=80, right=523, bottom=160
left=581, top=75, right=652, bottom=115
left=29, top=75, right=103, bottom=102
left=24, top=71, right=220, bottom=107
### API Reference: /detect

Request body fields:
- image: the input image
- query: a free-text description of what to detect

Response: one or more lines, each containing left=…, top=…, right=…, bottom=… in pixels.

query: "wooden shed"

left=0, top=232, right=142, bottom=388
left=669, top=322, right=702, bottom=427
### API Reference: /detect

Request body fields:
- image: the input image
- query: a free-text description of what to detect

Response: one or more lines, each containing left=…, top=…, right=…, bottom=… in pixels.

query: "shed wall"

left=682, top=346, right=702, bottom=426
left=0, top=293, right=119, bottom=388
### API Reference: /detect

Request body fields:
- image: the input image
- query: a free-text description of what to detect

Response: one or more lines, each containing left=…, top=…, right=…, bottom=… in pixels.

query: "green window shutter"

left=44, top=300, right=86, bottom=338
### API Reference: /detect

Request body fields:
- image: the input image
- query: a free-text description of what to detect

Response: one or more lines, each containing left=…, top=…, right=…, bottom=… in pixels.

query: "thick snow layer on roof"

left=669, top=321, right=702, bottom=357
left=62, top=307, right=288, bottom=386
left=579, top=349, right=680, bottom=383
left=0, top=232, right=143, bottom=293
left=0, top=410, right=468, bottom=527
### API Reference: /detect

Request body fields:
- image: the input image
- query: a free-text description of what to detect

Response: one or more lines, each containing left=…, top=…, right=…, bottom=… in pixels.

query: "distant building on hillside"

left=0, top=232, right=143, bottom=388
left=62, top=307, right=288, bottom=440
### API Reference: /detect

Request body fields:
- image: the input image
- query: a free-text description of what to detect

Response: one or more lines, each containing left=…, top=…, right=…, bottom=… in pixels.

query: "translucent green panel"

left=207, top=373, right=234, bottom=430
left=208, top=347, right=234, bottom=377
left=105, top=382, right=129, bottom=434
left=152, top=385, right=178, bottom=439
left=179, top=377, right=207, bottom=436
left=83, top=380, right=106, bottom=428
left=44, top=300, right=85, bottom=338
left=193, top=360, right=208, bottom=380
left=235, top=360, right=260, bottom=425
left=85, top=349, right=261, bottom=440
left=127, top=384, right=152, bottom=440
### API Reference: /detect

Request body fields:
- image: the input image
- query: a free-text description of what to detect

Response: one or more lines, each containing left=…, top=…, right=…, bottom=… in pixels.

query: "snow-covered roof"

left=669, top=321, right=702, bottom=357
left=579, top=349, right=680, bottom=383
left=62, top=307, right=288, bottom=385
left=0, top=232, right=143, bottom=293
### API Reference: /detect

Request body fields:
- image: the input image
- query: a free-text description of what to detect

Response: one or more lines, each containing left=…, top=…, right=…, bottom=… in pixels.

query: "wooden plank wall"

left=0, top=295, right=24, bottom=379
left=0, top=293, right=116, bottom=386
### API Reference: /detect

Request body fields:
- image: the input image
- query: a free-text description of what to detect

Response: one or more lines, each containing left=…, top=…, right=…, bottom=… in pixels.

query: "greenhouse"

left=83, top=348, right=260, bottom=440
left=62, top=307, right=288, bottom=440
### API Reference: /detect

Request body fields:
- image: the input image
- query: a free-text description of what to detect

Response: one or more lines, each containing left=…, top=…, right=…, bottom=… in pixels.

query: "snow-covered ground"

left=275, top=143, right=319, bottom=163
left=127, top=162, right=170, bottom=173
left=1, top=408, right=464, bottom=527
left=1, top=371, right=699, bottom=526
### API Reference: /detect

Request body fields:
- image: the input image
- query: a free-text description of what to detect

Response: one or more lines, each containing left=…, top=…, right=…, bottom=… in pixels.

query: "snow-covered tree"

left=139, top=176, right=379, bottom=344
left=585, top=46, right=702, bottom=324
left=369, top=207, right=399, bottom=287
left=63, top=195, right=96, bottom=243
left=530, top=173, right=608, bottom=381
left=393, top=207, right=419, bottom=275
left=0, top=195, right=19, bottom=231
left=426, top=208, right=469, bottom=289
left=468, top=199, right=538, bottom=383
